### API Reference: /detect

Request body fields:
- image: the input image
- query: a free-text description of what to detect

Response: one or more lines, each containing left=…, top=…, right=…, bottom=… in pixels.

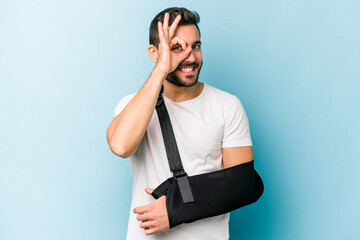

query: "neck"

left=162, top=81, right=204, bottom=103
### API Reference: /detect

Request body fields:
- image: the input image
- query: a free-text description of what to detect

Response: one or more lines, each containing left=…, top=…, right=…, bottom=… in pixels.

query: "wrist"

left=153, top=66, right=169, bottom=78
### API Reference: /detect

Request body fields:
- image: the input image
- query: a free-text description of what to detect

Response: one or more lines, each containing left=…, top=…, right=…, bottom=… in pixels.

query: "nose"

left=184, top=49, right=196, bottom=62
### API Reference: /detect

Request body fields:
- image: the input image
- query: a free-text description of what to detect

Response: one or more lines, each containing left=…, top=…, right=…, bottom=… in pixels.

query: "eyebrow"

left=175, top=40, right=201, bottom=46
left=173, top=41, right=201, bottom=48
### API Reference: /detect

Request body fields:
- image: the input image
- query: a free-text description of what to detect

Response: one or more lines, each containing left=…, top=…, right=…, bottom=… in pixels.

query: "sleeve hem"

left=222, top=138, right=253, bottom=148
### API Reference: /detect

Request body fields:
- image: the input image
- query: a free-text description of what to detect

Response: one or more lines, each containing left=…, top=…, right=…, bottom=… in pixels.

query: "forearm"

left=107, top=67, right=167, bottom=157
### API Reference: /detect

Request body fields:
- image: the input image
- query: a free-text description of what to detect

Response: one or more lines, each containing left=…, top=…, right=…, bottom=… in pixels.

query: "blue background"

left=1, top=0, right=359, bottom=239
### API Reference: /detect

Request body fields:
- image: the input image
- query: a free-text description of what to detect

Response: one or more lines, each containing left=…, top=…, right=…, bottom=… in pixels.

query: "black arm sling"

left=152, top=88, right=264, bottom=228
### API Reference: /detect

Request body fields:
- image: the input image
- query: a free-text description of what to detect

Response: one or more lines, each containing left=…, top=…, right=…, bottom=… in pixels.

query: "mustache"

left=177, top=62, right=199, bottom=68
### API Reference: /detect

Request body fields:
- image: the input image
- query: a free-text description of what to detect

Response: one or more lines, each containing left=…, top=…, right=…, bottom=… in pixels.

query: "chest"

left=145, top=102, right=225, bottom=174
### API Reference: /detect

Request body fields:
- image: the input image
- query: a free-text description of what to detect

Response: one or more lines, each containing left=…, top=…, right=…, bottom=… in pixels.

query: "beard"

left=166, top=61, right=203, bottom=87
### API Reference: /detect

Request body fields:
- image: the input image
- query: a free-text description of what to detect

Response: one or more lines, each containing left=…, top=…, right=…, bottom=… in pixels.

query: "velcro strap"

left=177, top=174, right=195, bottom=203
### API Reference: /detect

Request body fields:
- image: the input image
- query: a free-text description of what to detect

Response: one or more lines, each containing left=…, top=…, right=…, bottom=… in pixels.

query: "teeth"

left=180, top=67, right=194, bottom=72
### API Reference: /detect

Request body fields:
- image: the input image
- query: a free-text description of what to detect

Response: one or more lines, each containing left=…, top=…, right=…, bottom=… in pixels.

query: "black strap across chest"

left=155, top=88, right=195, bottom=203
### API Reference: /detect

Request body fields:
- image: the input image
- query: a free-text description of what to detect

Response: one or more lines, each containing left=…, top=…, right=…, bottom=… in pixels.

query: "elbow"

left=107, top=137, right=136, bottom=158
left=109, top=143, right=134, bottom=158
left=106, top=125, right=137, bottom=158
left=113, top=149, right=133, bottom=159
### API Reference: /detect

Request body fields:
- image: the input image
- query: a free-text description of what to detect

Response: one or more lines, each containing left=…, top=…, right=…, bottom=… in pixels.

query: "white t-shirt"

left=113, top=83, right=252, bottom=240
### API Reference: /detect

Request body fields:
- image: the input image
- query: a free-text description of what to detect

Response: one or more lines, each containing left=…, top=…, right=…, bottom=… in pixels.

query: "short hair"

left=149, top=7, right=200, bottom=48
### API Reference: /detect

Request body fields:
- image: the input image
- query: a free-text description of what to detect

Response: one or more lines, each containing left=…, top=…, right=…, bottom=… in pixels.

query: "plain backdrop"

left=1, top=0, right=359, bottom=239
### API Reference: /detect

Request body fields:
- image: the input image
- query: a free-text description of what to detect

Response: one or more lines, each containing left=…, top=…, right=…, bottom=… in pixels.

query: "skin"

left=107, top=12, right=253, bottom=236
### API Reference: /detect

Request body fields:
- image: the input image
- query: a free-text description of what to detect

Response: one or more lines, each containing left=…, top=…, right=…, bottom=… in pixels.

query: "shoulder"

left=204, top=84, right=237, bottom=101
left=203, top=83, right=240, bottom=107
left=202, top=83, right=247, bottom=119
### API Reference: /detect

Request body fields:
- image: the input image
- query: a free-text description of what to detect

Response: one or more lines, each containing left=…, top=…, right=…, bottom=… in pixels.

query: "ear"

left=148, top=45, right=158, bottom=63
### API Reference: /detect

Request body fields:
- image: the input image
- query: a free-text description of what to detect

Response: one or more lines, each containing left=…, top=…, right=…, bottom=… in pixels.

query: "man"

left=107, top=7, right=253, bottom=240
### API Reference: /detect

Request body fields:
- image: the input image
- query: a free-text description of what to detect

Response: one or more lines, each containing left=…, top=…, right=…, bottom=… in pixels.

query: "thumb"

left=145, top=188, right=154, bottom=195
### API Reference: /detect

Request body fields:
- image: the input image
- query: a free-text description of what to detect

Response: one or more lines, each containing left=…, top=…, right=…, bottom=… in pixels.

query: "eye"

left=171, top=45, right=183, bottom=53
left=192, top=44, right=201, bottom=51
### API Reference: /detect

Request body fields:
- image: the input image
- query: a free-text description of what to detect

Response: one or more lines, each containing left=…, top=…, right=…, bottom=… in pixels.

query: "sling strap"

left=155, top=87, right=195, bottom=203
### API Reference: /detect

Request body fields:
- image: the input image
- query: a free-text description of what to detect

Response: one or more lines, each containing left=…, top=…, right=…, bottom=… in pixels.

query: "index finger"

left=133, top=204, right=151, bottom=214
left=168, top=15, right=181, bottom=39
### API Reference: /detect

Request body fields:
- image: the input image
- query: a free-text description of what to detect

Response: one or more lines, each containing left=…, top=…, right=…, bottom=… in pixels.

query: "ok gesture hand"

left=156, top=13, right=192, bottom=74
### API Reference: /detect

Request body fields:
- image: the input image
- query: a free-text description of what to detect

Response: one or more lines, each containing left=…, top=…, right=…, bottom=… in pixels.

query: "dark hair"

left=149, top=7, right=200, bottom=48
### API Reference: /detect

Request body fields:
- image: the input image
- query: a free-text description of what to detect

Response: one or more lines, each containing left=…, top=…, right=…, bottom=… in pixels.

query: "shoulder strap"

left=155, top=88, right=195, bottom=203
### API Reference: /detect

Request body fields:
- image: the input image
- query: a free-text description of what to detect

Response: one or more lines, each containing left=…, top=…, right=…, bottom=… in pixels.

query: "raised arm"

left=107, top=13, right=192, bottom=158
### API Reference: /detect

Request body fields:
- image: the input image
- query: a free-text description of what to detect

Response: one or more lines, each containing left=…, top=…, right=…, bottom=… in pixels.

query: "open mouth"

left=179, top=67, right=195, bottom=73
left=177, top=65, right=197, bottom=74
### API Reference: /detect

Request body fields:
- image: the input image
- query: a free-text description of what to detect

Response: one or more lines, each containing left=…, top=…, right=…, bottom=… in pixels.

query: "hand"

left=156, top=12, right=192, bottom=74
left=133, top=188, right=170, bottom=235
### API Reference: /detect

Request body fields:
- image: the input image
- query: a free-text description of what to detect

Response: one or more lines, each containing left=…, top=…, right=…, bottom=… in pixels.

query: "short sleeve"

left=113, top=94, right=135, bottom=118
left=222, top=96, right=252, bottom=148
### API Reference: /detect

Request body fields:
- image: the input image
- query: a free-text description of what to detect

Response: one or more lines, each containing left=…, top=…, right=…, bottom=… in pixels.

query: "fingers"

left=134, top=196, right=170, bottom=235
left=136, top=212, right=152, bottom=221
left=163, top=13, right=169, bottom=40
left=140, top=220, right=156, bottom=229
left=181, top=45, right=192, bottom=58
left=145, top=226, right=159, bottom=235
left=157, top=22, right=166, bottom=44
left=171, top=37, right=187, bottom=52
left=171, top=37, right=192, bottom=61
left=145, top=188, right=154, bottom=195
left=133, top=204, right=152, bottom=214
left=158, top=13, right=181, bottom=43
left=169, top=15, right=181, bottom=39
left=139, top=220, right=161, bottom=235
